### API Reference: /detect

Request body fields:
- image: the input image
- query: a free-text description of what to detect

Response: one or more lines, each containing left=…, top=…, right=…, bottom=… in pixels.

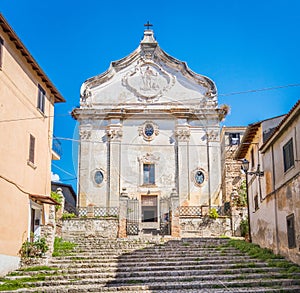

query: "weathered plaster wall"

left=250, top=109, right=300, bottom=265
left=61, top=218, right=119, bottom=240
left=180, top=217, right=231, bottom=238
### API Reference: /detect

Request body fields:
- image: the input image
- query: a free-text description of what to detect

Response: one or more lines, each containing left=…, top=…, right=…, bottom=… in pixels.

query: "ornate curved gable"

left=79, top=29, right=217, bottom=109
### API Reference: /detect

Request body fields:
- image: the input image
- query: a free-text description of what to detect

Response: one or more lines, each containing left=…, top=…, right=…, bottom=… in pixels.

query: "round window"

left=195, top=170, right=205, bottom=185
left=94, top=170, right=104, bottom=185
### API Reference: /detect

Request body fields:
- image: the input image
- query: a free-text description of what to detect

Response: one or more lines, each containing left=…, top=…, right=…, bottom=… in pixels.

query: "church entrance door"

left=141, top=195, right=158, bottom=233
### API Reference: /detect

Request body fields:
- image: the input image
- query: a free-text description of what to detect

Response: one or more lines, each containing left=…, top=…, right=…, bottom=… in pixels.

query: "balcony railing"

left=77, top=207, right=119, bottom=218
left=179, top=206, right=202, bottom=217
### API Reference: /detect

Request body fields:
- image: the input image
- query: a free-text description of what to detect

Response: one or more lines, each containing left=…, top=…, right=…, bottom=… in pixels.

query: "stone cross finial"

left=144, top=21, right=153, bottom=30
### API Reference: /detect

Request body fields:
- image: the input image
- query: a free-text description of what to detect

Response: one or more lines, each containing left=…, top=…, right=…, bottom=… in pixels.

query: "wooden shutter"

left=29, top=134, right=35, bottom=164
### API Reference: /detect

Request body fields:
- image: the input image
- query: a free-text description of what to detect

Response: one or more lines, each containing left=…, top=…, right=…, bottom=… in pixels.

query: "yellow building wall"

left=0, top=24, right=55, bottom=269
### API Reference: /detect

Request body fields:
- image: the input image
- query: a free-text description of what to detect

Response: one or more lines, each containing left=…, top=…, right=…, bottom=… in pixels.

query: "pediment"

left=80, top=30, right=217, bottom=108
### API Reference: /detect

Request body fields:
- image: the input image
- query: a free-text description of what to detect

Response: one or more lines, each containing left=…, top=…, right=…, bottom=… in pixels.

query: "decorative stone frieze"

left=122, top=60, right=175, bottom=102
left=138, top=152, right=160, bottom=164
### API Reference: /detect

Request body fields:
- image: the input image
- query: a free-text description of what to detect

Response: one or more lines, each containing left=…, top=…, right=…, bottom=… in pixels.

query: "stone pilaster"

left=170, top=189, right=180, bottom=237
left=175, top=123, right=190, bottom=204
left=79, top=124, right=92, bottom=207
left=118, top=189, right=128, bottom=238
left=106, top=122, right=122, bottom=208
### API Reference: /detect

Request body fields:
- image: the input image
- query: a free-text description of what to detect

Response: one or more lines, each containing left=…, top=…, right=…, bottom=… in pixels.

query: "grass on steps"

left=0, top=238, right=76, bottom=291
left=52, top=237, right=77, bottom=257
left=228, top=239, right=300, bottom=275
left=0, top=274, right=46, bottom=291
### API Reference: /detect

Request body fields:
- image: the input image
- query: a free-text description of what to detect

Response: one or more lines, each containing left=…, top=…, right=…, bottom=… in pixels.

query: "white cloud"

left=51, top=172, right=60, bottom=182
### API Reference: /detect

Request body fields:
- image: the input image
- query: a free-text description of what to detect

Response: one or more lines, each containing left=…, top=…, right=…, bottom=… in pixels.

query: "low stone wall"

left=62, top=218, right=119, bottom=241
left=179, top=216, right=232, bottom=237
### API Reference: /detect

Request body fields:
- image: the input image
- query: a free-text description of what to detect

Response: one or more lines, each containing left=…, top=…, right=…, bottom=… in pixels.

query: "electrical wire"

left=0, top=82, right=299, bottom=123
left=52, top=162, right=76, bottom=177
left=0, top=113, right=71, bottom=123
left=0, top=174, right=47, bottom=197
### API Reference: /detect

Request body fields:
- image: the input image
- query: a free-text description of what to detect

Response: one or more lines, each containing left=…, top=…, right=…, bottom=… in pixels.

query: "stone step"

left=14, top=265, right=285, bottom=278
left=3, top=277, right=300, bottom=292
left=71, top=238, right=230, bottom=248
left=22, top=269, right=300, bottom=282
left=72, top=248, right=241, bottom=254
left=2, top=237, right=299, bottom=292
left=49, top=253, right=254, bottom=263
left=48, top=259, right=270, bottom=270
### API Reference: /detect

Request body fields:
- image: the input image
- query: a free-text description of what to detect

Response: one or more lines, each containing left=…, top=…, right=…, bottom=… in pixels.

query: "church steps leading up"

left=1, top=237, right=300, bottom=292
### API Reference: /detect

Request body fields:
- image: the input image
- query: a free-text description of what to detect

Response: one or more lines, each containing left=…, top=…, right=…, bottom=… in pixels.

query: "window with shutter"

left=29, top=134, right=35, bottom=164
left=0, top=37, right=3, bottom=69
left=37, top=85, right=45, bottom=113
left=283, top=138, right=294, bottom=172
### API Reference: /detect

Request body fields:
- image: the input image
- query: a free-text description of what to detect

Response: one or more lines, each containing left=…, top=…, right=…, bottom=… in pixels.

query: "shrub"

left=240, top=218, right=249, bottom=237
left=209, top=208, right=219, bottom=219
left=62, top=212, right=76, bottom=220
left=51, top=191, right=62, bottom=212
left=19, top=238, right=48, bottom=258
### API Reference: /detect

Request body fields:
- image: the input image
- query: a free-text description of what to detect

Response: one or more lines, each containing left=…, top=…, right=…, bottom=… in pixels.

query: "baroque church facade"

left=72, top=28, right=227, bottom=236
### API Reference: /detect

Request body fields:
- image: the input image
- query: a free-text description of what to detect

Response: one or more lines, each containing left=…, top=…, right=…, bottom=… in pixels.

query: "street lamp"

left=240, top=158, right=265, bottom=243
left=241, top=158, right=264, bottom=177
left=241, top=158, right=249, bottom=173
left=241, top=158, right=251, bottom=242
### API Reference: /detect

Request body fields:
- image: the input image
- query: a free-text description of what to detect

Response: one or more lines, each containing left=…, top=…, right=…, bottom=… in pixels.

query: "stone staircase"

left=2, top=237, right=300, bottom=292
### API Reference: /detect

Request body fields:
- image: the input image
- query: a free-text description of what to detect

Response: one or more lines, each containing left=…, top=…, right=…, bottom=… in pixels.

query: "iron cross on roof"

left=144, top=21, right=153, bottom=30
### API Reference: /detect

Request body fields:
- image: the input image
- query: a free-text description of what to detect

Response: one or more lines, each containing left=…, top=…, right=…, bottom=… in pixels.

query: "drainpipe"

left=187, top=141, right=190, bottom=200
left=245, top=172, right=252, bottom=242
left=206, top=133, right=211, bottom=209
left=272, top=145, right=279, bottom=254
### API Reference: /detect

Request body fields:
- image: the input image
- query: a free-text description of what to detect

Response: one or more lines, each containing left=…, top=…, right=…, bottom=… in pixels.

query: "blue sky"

left=1, top=0, right=300, bottom=191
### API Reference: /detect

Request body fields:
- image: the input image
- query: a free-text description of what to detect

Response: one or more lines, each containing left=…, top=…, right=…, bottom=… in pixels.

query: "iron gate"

left=126, top=198, right=139, bottom=235
left=160, top=197, right=171, bottom=235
